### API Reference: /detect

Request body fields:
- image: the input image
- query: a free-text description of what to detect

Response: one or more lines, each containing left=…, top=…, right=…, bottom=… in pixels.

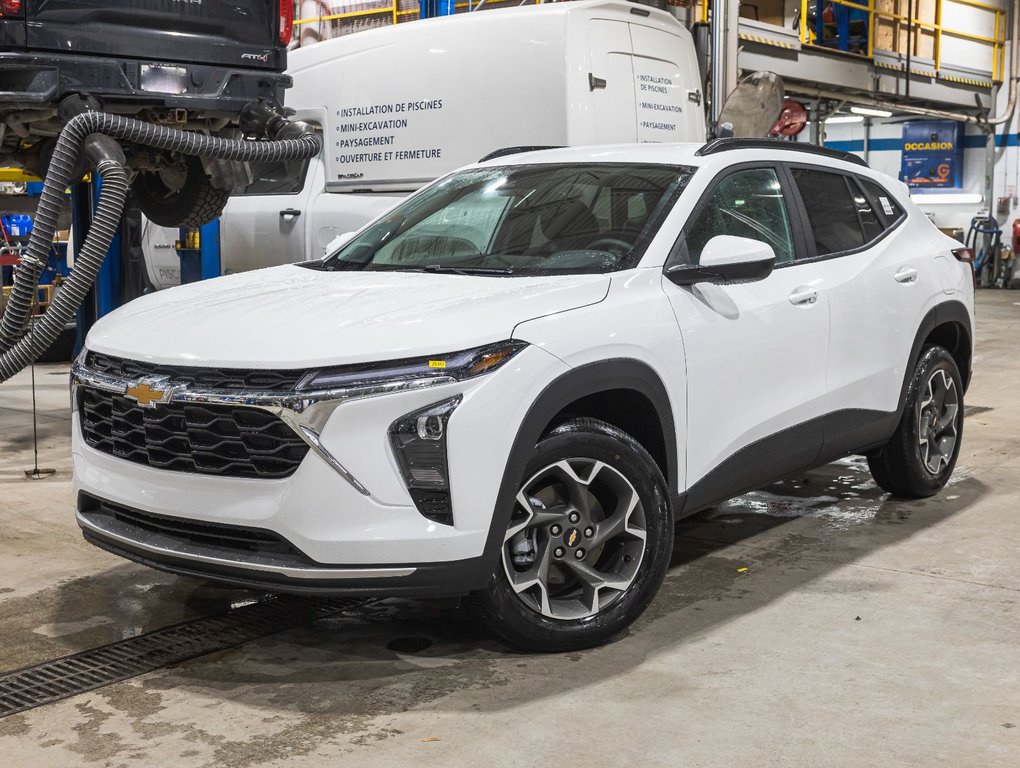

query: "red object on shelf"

left=1011, top=218, right=1020, bottom=254
left=0, top=252, right=20, bottom=267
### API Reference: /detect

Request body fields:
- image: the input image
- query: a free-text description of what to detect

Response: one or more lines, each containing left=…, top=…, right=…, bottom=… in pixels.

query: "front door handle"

left=280, top=208, right=302, bottom=221
left=789, top=286, right=818, bottom=306
left=895, top=266, right=918, bottom=283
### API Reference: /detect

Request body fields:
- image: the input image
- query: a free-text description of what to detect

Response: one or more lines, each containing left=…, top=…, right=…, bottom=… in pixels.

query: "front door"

left=661, top=165, right=830, bottom=509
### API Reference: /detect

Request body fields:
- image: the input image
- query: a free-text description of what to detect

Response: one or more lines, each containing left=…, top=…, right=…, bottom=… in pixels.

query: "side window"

left=684, top=168, right=794, bottom=264
left=859, top=178, right=905, bottom=225
left=791, top=168, right=866, bottom=256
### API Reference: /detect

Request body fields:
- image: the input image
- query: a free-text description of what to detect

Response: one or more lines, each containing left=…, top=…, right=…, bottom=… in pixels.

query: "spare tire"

left=131, top=154, right=230, bottom=228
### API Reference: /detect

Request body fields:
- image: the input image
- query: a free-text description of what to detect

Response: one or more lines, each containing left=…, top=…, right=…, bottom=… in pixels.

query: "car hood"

left=85, top=265, right=610, bottom=368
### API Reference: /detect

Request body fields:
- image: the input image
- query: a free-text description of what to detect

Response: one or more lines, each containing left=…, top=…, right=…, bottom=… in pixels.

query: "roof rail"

left=695, top=138, right=868, bottom=168
left=478, top=146, right=564, bottom=163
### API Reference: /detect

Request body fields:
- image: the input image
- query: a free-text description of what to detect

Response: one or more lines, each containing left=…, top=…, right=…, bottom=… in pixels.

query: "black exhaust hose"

left=0, top=136, right=130, bottom=382
left=0, top=109, right=320, bottom=378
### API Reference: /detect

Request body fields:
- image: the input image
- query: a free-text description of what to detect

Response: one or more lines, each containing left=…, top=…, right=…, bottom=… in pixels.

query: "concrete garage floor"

left=0, top=291, right=1017, bottom=767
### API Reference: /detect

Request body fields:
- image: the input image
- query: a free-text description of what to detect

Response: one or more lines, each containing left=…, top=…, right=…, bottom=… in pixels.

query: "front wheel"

left=867, top=346, right=964, bottom=498
left=474, top=418, right=673, bottom=652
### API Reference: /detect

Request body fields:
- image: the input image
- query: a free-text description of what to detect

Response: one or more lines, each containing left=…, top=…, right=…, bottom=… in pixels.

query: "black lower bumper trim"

left=0, top=53, right=289, bottom=117
left=81, top=527, right=494, bottom=598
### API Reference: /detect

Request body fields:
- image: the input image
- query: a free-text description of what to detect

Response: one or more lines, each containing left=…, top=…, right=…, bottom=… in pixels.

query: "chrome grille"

left=79, top=387, right=310, bottom=479
left=84, top=351, right=307, bottom=391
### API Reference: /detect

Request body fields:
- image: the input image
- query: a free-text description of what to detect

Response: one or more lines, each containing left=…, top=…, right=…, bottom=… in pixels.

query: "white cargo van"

left=220, top=0, right=706, bottom=273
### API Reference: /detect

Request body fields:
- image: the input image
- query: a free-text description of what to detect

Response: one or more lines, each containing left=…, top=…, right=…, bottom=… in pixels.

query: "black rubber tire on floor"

left=473, top=417, right=674, bottom=652
left=131, top=155, right=230, bottom=228
left=867, top=346, right=964, bottom=498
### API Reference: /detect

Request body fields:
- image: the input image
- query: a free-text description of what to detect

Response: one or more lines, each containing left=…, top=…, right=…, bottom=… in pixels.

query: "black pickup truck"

left=0, top=0, right=293, bottom=226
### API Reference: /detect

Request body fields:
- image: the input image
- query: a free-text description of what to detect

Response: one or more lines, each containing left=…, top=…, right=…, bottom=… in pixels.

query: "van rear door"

left=630, top=23, right=705, bottom=142
left=23, top=0, right=281, bottom=69
left=587, top=19, right=638, bottom=143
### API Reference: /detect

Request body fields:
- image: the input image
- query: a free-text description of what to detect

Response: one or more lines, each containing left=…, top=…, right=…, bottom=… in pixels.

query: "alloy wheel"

left=917, top=368, right=959, bottom=475
left=501, top=458, right=647, bottom=620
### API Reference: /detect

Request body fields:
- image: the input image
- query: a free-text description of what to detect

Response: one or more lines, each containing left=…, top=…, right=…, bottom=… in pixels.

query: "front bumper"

left=77, top=493, right=492, bottom=597
left=71, top=345, right=570, bottom=594
left=0, top=52, right=290, bottom=117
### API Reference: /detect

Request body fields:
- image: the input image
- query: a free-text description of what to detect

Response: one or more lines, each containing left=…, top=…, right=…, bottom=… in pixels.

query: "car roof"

left=476, top=142, right=707, bottom=168
left=474, top=141, right=873, bottom=177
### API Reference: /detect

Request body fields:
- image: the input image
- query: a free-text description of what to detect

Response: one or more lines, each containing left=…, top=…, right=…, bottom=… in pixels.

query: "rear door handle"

left=280, top=208, right=302, bottom=220
left=895, top=266, right=918, bottom=283
left=789, top=287, right=818, bottom=306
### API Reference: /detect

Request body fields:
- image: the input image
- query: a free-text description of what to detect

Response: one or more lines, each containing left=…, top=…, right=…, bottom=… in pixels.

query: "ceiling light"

left=825, top=115, right=864, bottom=124
left=850, top=106, right=892, bottom=118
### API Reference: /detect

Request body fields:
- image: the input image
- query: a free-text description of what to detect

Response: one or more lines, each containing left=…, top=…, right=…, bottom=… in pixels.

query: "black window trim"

left=665, top=160, right=812, bottom=271
left=782, top=162, right=908, bottom=265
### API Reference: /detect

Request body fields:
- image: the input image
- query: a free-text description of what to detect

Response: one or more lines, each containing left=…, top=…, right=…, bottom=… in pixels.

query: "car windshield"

left=320, top=162, right=695, bottom=275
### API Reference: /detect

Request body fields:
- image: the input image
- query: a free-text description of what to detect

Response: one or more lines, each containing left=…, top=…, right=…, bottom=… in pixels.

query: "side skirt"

left=679, top=408, right=898, bottom=517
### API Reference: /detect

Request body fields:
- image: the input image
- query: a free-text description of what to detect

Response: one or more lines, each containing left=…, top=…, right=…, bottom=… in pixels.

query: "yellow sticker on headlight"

left=428, top=360, right=446, bottom=369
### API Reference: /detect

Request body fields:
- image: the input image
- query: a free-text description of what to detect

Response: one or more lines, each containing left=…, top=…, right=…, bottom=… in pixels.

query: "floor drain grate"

left=0, top=596, right=372, bottom=719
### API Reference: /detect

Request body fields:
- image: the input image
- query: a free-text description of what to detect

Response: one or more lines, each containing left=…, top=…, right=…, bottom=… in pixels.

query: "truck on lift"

left=0, top=0, right=294, bottom=227
left=220, top=0, right=707, bottom=274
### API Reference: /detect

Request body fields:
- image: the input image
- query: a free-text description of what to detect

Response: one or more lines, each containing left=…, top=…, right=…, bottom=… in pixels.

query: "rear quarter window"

left=858, top=178, right=905, bottom=226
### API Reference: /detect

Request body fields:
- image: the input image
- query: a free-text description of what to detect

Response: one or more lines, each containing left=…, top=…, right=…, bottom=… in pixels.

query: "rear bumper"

left=0, top=52, right=290, bottom=117
left=77, top=494, right=493, bottom=597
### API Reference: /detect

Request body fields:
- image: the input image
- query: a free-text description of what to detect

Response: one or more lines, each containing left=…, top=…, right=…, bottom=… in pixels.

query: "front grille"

left=79, top=387, right=310, bottom=479
left=84, top=351, right=307, bottom=392
left=79, top=494, right=307, bottom=560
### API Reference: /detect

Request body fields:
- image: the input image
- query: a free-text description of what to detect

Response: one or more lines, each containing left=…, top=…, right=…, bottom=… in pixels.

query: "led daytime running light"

left=298, top=340, right=527, bottom=392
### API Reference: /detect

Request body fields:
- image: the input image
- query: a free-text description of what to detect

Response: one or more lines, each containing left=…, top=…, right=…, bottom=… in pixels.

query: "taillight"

left=278, top=0, right=293, bottom=45
left=952, top=247, right=975, bottom=264
left=1, top=0, right=23, bottom=16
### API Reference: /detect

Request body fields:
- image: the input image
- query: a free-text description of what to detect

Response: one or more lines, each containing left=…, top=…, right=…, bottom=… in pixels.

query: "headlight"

left=296, top=339, right=528, bottom=392
left=390, top=396, right=462, bottom=526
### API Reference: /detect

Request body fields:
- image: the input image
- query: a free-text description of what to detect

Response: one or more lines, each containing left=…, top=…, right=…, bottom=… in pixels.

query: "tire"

left=867, top=346, right=964, bottom=498
left=131, top=154, right=230, bottom=228
left=473, top=417, right=674, bottom=652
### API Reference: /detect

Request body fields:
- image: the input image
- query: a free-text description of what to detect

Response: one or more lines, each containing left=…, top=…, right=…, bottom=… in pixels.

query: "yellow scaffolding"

left=796, top=0, right=1006, bottom=80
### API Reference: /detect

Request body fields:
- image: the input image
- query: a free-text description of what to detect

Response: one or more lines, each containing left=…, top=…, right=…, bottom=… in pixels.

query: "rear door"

left=661, top=164, right=830, bottom=508
left=587, top=19, right=637, bottom=143
left=24, top=0, right=280, bottom=68
left=629, top=23, right=705, bottom=142
left=788, top=167, right=935, bottom=440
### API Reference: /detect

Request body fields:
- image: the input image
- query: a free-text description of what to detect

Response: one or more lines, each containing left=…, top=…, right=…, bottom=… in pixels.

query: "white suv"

left=71, top=140, right=974, bottom=651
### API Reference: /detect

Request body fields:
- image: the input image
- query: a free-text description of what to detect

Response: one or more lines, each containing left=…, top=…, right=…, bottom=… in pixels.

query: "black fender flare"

left=476, top=358, right=678, bottom=573
left=898, top=300, right=972, bottom=415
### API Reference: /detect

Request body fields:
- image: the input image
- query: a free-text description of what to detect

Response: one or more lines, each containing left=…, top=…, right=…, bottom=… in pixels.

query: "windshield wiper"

left=418, top=265, right=515, bottom=276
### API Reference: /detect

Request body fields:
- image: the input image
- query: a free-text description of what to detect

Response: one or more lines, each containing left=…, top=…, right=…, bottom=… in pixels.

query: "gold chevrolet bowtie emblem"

left=124, top=378, right=172, bottom=408
left=567, top=530, right=578, bottom=547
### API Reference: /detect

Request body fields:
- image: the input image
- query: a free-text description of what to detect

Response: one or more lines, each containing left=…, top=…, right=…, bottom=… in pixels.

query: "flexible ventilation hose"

left=0, top=137, right=129, bottom=382
left=0, top=107, right=320, bottom=383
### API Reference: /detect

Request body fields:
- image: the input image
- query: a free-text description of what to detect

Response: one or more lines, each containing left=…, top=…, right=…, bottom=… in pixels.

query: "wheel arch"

left=477, top=359, right=679, bottom=571
left=904, top=301, right=973, bottom=408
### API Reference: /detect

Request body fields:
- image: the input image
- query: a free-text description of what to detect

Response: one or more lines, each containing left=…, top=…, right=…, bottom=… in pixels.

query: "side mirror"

left=324, top=231, right=357, bottom=255
left=665, top=235, right=776, bottom=286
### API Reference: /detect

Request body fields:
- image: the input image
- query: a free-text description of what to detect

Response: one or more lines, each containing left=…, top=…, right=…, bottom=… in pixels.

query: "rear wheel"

left=132, top=154, right=230, bottom=228
left=868, top=346, right=964, bottom=498
left=474, top=418, right=673, bottom=652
